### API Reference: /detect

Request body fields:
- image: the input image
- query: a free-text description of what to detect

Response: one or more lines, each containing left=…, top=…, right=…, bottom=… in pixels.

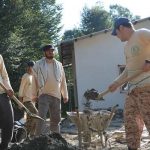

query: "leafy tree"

left=109, top=4, right=140, bottom=21
left=80, top=6, right=112, bottom=35
left=0, top=0, right=62, bottom=91
left=62, top=4, right=141, bottom=41
left=0, top=0, right=18, bottom=40
left=62, top=28, right=83, bottom=41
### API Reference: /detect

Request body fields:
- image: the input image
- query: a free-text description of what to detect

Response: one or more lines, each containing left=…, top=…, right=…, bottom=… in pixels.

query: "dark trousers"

left=0, top=93, right=14, bottom=150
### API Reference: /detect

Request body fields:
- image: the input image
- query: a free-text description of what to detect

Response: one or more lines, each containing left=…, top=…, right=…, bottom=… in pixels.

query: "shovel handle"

left=0, top=82, right=9, bottom=92
left=97, top=89, right=110, bottom=99
left=0, top=82, right=45, bottom=121
left=97, top=70, right=143, bottom=99
left=0, top=82, right=30, bottom=112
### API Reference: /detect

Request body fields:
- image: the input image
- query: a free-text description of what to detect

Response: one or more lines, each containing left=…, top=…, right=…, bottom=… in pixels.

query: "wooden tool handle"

left=0, top=82, right=31, bottom=112
left=97, top=70, right=143, bottom=99
left=0, top=82, right=45, bottom=121
left=97, top=89, right=110, bottom=99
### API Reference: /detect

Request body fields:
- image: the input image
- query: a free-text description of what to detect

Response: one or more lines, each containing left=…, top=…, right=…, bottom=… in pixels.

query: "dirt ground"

left=5, top=110, right=150, bottom=150
left=60, top=116, right=150, bottom=150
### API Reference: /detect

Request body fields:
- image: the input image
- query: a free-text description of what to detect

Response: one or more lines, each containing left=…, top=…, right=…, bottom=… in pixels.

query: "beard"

left=45, top=55, right=54, bottom=59
left=44, top=53, right=54, bottom=59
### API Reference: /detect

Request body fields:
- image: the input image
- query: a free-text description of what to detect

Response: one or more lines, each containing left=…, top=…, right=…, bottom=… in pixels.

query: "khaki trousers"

left=35, top=94, right=61, bottom=136
left=124, top=86, right=150, bottom=149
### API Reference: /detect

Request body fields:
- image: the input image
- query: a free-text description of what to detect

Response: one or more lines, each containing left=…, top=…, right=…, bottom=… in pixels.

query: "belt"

left=128, top=83, right=150, bottom=92
left=129, top=85, right=150, bottom=95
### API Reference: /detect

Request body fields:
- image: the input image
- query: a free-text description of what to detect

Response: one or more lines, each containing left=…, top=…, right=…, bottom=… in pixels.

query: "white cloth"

left=33, top=57, right=68, bottom=99
left=33, top=58, right=62, bottom=89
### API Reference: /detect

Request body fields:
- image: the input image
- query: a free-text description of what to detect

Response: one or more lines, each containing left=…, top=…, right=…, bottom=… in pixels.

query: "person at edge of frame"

left=109, top=17, right=150, bottom=150
left=0, top=54, right=14, bottom=150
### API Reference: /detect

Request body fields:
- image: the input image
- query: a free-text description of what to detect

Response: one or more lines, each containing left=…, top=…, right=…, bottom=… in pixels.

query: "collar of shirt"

left=45, top=58, right=53, bottom=64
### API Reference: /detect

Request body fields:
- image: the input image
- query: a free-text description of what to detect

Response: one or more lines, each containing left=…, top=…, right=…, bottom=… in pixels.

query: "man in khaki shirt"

left=19, top=61, right=38, bottom=138
left=33, top=44, right=68, bottom=135
left=110, top=18, right=150, bottom=150
left=0, top=55, right=14, bottom=150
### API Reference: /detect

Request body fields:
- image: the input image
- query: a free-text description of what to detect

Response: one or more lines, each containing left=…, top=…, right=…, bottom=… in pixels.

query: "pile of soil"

left=9, top=133, right=79, bottom=150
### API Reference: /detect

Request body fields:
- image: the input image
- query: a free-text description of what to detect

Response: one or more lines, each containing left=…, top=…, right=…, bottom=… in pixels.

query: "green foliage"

left=80, top=6, right=112, bottom=35
left=109, top=4, right=141, bottom=21
left=0, top=0, right=62, bottom=91
left=62, top=4, right=141, bottom=41
left=62, top=28, right=83, bottom=41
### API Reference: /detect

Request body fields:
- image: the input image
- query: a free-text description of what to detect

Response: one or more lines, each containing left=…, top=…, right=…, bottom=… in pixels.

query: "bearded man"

left=33, top=44, right=68, bottom=135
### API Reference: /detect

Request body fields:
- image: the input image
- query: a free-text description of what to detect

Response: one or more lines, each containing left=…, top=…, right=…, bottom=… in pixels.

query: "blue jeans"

left=0, top=93, right=14, bottom=149
left=35, top=94, right=61, bottom=135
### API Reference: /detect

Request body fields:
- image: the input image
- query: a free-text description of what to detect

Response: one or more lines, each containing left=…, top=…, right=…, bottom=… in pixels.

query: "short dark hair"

left=27, top=61, right=35, bottom=67
left=42, top=44, right=55, bottom=51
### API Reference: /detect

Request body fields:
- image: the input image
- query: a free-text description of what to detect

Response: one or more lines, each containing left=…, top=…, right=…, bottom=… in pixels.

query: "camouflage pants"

left=124, top=86, right=150, bottom=149
left=24, top=101, right=38, bottom=136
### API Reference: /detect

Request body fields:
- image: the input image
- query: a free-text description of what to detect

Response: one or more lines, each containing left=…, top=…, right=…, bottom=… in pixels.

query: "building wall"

left=73, top=19, right=150, bottom=111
